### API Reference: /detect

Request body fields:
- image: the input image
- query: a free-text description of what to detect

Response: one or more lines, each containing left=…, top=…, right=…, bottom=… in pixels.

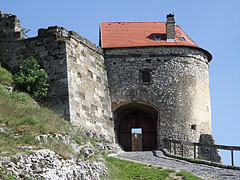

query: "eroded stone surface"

left=0, top=149, right=108, bottom=180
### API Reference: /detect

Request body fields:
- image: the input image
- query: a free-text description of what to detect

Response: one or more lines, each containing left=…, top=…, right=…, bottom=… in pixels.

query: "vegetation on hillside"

left=13, top=57, right=49, bottom=99
left=0, top=83, right=71, bottom=157
left=0, top=64, right=83, bottom=158
left=0, top=64, right=13, bottom=86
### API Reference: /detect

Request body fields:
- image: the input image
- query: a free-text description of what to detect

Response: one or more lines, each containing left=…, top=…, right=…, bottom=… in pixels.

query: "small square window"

left=140, top=70, right=152, bottom=83
left=191, top=124, right=196, bottom=130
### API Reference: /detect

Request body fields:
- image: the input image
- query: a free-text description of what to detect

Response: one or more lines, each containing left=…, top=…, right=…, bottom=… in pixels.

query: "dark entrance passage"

left=114, top=102, right=158, bottom=151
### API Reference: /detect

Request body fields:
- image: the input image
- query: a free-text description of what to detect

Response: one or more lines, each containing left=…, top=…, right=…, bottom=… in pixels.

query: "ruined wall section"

left=105, top=46, right=212, bottom=147
left=0, top=11, right=22, bottom=41
left=0, top=12, right=70, bottom=119
left=64, top=31, right=114, bottom=141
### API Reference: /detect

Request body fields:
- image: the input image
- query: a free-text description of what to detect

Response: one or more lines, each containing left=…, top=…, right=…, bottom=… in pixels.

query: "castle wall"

left=0, top=13, right=114, bottom=141
left=0, top=12, right=22, bottom=41
left=0, top=24, right=70, bottom=119
left=64, top=31, right=114, bottom=141
left=104, top=46, right=212, bottom=149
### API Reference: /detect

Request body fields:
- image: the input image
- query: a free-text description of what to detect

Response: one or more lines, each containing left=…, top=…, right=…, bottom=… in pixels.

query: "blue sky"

left=2, top=0, right=240, bottom=165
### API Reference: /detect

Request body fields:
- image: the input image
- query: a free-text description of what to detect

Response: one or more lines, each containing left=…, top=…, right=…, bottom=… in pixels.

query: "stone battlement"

left=0, top=11, right=16, bottom=18
left=0, top=11, right=102, bottom=54
left=38, top=26, right=103, bottom=55
left=0, top=11, right=22, bottom=40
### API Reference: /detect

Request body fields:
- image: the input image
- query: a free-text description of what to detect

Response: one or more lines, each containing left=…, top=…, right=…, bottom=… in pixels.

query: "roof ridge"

left=101, top=22, right=166, bottom=24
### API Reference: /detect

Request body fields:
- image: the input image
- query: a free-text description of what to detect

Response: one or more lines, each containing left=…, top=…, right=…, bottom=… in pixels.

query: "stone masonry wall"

left=104, top=46, right=212, bottom=155
left=0, top=15, right=70, bottom=119
left=0, top=11, right=22, bottom=41
left=64, top=31, right=114, bottom=142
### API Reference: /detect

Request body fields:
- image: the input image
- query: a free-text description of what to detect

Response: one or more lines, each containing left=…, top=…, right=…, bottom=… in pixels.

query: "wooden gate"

left=118, top=111, right=156, bottom=151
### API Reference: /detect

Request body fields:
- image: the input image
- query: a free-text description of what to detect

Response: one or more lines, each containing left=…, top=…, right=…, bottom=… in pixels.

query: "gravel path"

left=114, top=151, right=240, bottom=180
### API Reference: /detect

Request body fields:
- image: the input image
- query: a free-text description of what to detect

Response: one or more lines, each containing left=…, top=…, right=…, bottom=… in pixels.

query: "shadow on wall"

left=198, top=134, right=222, bottom=163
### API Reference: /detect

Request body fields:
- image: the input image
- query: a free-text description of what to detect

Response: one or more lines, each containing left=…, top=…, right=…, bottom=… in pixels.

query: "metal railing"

left=163, top=138, right=240, bottom=167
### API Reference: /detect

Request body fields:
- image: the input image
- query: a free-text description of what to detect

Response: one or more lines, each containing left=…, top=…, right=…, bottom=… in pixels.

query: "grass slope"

left=0, top=65, right=78, bottom=157
left=104, top=155, right=203, bottom=180
left=0, top=64, right=13, bottom=86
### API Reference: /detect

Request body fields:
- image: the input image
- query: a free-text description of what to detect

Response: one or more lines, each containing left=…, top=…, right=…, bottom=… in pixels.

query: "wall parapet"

left=0, top=11, right=22, bottom=41
left=38, top=26, right=103, bottom=55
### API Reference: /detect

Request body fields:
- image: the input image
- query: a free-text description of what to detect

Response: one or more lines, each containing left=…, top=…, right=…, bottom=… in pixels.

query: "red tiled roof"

left=100, top=22, right=212, bottom=61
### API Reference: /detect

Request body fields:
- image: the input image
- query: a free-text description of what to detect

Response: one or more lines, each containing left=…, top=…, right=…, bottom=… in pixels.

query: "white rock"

left=0, top=149, right=107, bottom=179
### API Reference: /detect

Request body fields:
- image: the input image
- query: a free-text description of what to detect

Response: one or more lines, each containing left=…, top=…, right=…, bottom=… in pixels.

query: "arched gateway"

left=114, top=102, right=158, bottom=151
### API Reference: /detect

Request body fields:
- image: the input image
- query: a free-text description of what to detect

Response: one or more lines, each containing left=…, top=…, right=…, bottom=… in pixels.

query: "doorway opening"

left=131, top=128, right=142, bottom=134
left=114, top=102, right=158, bottom=151
left=131, top=128, right=142, bottom=151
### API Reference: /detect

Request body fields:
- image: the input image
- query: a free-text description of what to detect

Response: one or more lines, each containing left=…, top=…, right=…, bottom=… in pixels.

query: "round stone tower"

left=101, top=14, right=213, bottom=153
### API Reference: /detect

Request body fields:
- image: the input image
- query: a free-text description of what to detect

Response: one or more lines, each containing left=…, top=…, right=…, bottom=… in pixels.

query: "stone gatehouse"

left=0, top=11, right=220, bottom=160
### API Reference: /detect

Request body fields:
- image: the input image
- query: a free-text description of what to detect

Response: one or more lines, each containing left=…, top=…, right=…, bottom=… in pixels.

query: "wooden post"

left=163, top=138, right=240, bottom=166
left=181, top=144, right=184, bottom=157
left=174, top=142, right=176, bottom=155
left=231, top=149, right=234, bottom=166
left=169, top=141, right=172, bottom=153
left=194, top=145, right=196, bottom=159
left=210, top=147, right=213, bottom=162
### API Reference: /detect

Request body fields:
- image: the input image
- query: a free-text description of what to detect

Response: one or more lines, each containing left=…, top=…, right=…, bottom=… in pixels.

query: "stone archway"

left=114, top=102, right=158, bottom=151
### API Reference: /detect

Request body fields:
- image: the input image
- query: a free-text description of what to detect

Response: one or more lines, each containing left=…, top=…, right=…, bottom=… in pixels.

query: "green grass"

left=0, top=86, right=70, bottom=135
left=0, top=84, right=75, bottom=157
left=176, top=172, right=203, bottom=180
left=0, top=78, right=92, bottom=159
left=104, top=155, right=169, bottom=180
left=0, top=67, right=88, bottom=157
left=0, top=170, right=16, bottom=180
left=0, top=65, right=13, bottom=86
left=103, top=154, right=204, bottom=180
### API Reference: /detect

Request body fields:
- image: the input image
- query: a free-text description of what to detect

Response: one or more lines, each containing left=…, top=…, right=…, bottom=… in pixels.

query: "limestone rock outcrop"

left=0, top=149, right=107, bottom=180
